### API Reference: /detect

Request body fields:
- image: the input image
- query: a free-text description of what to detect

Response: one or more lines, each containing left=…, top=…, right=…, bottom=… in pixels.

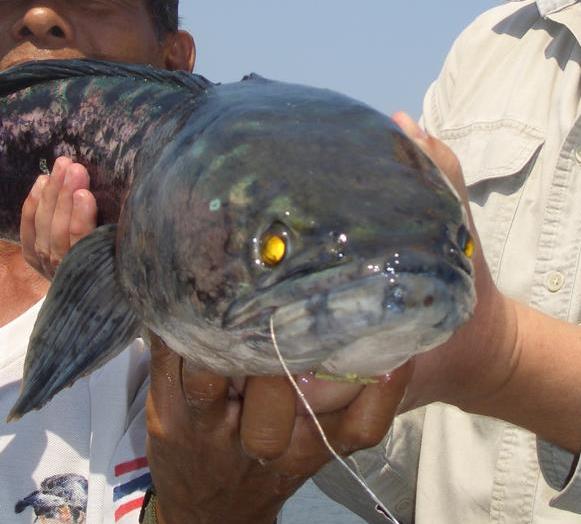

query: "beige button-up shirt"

left=314, top=1, right=581, bottom=522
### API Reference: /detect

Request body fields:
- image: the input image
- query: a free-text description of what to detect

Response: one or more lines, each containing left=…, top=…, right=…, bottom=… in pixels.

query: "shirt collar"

left=509, top=0, right=581, bottom=47
left=534, top=0, right=578, bottom=17
left=508, top=0, right=578, bottom=16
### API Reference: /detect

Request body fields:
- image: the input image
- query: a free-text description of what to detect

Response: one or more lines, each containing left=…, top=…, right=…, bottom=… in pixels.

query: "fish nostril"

left=49, top=26, right=65, bottom=38
left=18, top=26, right=33, bottom=38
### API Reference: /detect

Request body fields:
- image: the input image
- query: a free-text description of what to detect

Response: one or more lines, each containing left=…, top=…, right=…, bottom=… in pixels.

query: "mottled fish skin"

left=0, top=60, right=475, bottom=418
left=0, top=60, right=212, bottom=241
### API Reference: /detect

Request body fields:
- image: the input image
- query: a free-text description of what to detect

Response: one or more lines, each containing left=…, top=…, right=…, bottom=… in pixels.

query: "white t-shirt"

left=1, top=300, right=373, bottom=524
left=0, top=300, right=151, bottom=523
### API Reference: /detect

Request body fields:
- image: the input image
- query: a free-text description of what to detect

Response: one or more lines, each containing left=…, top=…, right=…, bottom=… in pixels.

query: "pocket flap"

left=439, top=120, right=544, bottom=185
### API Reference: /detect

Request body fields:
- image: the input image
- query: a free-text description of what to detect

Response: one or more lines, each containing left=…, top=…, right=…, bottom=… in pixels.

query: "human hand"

left=391, top=112, right=519, bottom=414
left=146, top=334, right=411, bottom=524
left=20, top=156, right=97, bottom=278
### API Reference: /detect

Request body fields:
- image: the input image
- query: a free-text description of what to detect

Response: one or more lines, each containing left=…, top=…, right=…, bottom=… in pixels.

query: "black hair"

left=146, top=0, right=179, bottom=36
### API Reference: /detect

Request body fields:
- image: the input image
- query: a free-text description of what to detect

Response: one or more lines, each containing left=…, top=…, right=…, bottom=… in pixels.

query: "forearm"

left=464, top=299, right=581, bottom=453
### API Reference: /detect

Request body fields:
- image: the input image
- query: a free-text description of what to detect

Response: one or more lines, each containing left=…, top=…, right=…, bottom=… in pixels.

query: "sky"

left=181, top=1, right=500, bottom=119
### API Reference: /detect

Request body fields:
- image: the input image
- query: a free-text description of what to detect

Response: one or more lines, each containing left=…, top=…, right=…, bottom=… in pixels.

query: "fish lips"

left=222, top=253, right=475, bottom=374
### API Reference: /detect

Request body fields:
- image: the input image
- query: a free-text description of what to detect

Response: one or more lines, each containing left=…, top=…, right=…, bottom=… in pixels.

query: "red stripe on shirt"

left=115, top=496, right=145, bottom=522
left=115, top=456, right=149, bottom=477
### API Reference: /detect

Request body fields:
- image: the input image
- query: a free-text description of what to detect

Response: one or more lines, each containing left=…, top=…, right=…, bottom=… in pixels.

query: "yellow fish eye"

left=260, top=233, right=287, bottom=266
left=457, top=225, right=474, bottom=259
left=464, top=237, right=475, bottom=259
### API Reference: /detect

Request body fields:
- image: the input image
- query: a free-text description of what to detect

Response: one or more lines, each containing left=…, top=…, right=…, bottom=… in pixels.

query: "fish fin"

left=7, top=224, right=141, bottom=421
left=241, top=73, right=269, bottom=83
left=0, top=58, right=214, bottom=98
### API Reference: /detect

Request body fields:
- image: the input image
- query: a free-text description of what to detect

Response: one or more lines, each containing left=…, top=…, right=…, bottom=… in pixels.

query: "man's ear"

left=163, top=30, right=196, bottom=72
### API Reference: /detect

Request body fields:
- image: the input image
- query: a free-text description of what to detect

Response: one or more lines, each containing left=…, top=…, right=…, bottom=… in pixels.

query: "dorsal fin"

left=0, top=58, right=215, bottom=98
left=241, top=72, right=270, bottom=83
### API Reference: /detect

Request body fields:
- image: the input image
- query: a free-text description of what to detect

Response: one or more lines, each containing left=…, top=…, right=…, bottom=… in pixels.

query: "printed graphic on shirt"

left=113, top=456, right=151, bottom=522
left=14, top=473, right=88, bottom=523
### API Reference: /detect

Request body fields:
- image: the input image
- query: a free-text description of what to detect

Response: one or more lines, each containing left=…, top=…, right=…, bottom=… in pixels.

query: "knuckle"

left=242, top=432, right=286, bottom=461
left=183, top=394, right=219, bottom=414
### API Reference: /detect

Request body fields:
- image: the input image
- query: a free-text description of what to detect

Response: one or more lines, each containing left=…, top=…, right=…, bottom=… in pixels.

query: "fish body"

left=0, top=60, right=476, bottom=419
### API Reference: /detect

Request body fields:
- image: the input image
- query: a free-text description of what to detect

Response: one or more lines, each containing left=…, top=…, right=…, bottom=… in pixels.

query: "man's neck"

left=0, top=240, right=49, bottom=327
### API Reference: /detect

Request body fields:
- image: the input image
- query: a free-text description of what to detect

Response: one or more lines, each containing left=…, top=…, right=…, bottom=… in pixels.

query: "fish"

left=0, top=59, right=476, bottom=420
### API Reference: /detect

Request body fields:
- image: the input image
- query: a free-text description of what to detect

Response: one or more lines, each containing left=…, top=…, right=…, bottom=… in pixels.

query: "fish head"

left=118, top=79, right=475, bottom=377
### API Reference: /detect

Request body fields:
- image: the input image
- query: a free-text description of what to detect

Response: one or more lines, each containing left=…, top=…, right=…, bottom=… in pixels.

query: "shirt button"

left=545, top=271, right=565, bottom=292
left=575, top=148, right=581, bottom=164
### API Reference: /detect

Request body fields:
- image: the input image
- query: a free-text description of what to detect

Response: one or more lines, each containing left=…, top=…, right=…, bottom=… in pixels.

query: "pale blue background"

left=181, top=1, right=500, bottom=118
left=179, top=3, right=502, bottom=522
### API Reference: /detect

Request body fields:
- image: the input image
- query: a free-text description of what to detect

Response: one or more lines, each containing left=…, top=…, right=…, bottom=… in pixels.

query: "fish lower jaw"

left=154, top=270, right=474, bottom=377
left=156, top=306, right=468, bottom=379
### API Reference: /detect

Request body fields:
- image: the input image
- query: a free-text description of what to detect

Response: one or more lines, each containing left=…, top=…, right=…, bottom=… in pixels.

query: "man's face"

left=0, top=1, right=168, bottom=72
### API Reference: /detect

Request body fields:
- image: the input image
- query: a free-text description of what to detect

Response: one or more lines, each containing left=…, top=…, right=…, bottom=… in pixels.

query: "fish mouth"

left=222, top=253, right=475, bottom=376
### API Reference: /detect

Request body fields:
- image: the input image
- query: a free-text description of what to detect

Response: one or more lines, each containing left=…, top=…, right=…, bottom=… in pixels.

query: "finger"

left=268, top=412, right=342, bottom=478
left=50, top=163, right=91, bottom=265
left=148, top=333, right=185, bottom=419
left=336, top=362, right=412, bottom=454
left=240, top=376, right=296, bottom=461
left=392, top=112, right=467, bottom=200
left=69, top=189, right=97, bottom=246
left=147, top=333, right=232, bottom=437
left=34, top=157, right=71, bottom=268
left=146, top=332, right=189, bottom=444
left=20, top=175, right=49, bottom=273
left=275, top=366, right=409, bottom=475
left=392, top=111, right=427, bottom=141
left=180, top=361, right=230, bottom=430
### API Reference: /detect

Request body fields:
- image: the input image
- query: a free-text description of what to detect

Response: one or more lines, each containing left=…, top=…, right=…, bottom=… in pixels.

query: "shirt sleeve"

left=420, top=11, right=581, bottom=516
left=537, top=439, right=581, bottom=513
left=313, top=409, right=427, bottom=524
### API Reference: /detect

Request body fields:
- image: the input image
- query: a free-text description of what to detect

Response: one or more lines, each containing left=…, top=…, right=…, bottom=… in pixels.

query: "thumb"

left=392, top=111, right=468, bottom=203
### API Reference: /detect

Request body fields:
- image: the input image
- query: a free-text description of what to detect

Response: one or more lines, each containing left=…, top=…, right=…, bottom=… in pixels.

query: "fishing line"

left=269, top=316, right=401, bottom=524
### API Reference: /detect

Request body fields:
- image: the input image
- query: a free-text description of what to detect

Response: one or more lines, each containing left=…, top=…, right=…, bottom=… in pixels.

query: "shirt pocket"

left=439, top=120, right=544, bottom=280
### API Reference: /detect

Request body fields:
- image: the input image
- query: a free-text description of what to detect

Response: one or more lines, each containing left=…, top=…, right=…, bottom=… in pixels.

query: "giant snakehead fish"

left=0, top=60, right=476, bottom=420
